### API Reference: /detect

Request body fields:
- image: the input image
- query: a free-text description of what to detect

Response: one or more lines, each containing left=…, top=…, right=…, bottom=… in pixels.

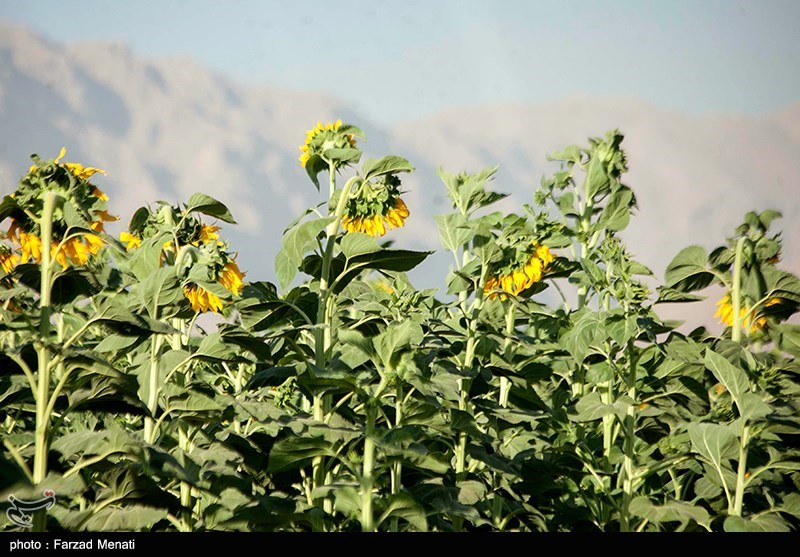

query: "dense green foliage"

left=1, top=126, right=799, bottom=532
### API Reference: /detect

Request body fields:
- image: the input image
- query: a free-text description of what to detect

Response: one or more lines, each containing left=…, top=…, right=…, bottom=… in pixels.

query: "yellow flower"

left=84, top=234, right=104, bottom=256
left=484, top=243, right=554, bottom=301
left=89, top=210, right=119, bottom=233
left=183, top=284, right=224, bottom=313
left=120, top=232, right=142, bottom=251
left=64, top=162, right=106, bottom=180
left=714, top=293, right=781, bottom=332
left=218, top=261, right=245, bottom=296
left=196, top=224, right=220, bottom=245
left=298, top=119, right=357, bottom=167
left=19, top=231, right=43, bottom=263
left=342, top=197, right=410, bottom=238
left=51, top=236, right=98, bottom=270
left=0, top=248, right=19, bottom=274
left=92, top=187, right=109, bottom=201
left=375, top=280, right=394, bottom=294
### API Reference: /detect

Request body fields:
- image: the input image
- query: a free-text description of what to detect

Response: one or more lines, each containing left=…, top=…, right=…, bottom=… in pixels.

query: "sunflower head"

left=298, top=120, right=362, bottom=172
left=484, top=238, right=554, bottom=301
left=714, top=293, right=786, bottom=333
left=4, top=147, right=113, bottom=270
left=341, top=174, right=409, bottom=237
left=0, top=244, right=19, bottom=274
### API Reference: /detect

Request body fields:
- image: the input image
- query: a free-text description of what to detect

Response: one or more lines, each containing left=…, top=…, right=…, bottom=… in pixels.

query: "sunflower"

left=119, top=232, right=141, bottom=251
left=0, top=246, right=19, bottom=274
left=19, top=231, right=43, bottom=263
left=484, top=243, right=554, bottom=301
left=218, top=261, right=245, bottom=296
left=183, top=259, right=246, bottom=313
left=183, top=285, right=225, bottom=313
left=195, top=224, right=220, bottom=245
left=714, top=293, right=781, bottom=332
left=341, top=177, right=409, bottom=237
left=298, top=119, right=357, bottom=167
left=89, top=210, right=119, bottom=233
left=51, top=234, right=104, bottom=270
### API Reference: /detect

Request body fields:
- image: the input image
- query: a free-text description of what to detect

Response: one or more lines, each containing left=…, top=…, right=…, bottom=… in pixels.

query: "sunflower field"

left=1, top=122, right=799, bottom=533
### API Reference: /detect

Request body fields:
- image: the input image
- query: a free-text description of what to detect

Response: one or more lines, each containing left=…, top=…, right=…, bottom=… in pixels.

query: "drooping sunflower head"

left=4, top=147, right=115, bottom=270
left=715, top=293, right=786, bottom=333
left=341, top=174, right=409, bottom=237
left=0, top=243, right=19, bottom=275
left=120, top=202, right=225, bottom=262
left=298, top=119, right=360, bottom=168
left=484, top=236, right=554, bottom=301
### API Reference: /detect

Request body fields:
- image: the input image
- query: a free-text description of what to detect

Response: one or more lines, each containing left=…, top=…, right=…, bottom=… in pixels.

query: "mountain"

left=2, top=20, right=798, bottom=330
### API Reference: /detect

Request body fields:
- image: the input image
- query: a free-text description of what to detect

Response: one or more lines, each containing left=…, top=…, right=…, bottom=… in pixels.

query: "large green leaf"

left=185, top=193, right=236, bottom=223
left=560, top=309, right=606, bottom=363
left=724, top=514, right=790, bottom=532
left=664, top=246, right=715, bottom=291
left=377, top=494, right=428, bottom=531
left=705, top=348, right=749, bottom=409
left=82, top=506, right=169, bottom=531
left=434, top=213, right=471, bottom=254
left=687, top=422, right=737, bottom=471
left=629, top=497, right=711, bottom=530
left=362, top=156, right=414, bottom=181
left=274, top=217, right=333, bottom=289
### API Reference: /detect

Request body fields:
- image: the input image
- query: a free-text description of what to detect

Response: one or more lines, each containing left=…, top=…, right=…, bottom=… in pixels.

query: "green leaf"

left=274, top=217, right=333, bottom=290
left=362, top=156, right=415, bottom=182
left=560, top=309, right=605, bottom=363
left=629, top=496, right=711, bottom=530
left=571, top=391, right=615, bottom=422
left=724, top=514, right=790, bottom=532
left=340, top=232, right=381, bottom=259
left=434, top=213, right=471, bottom=253
left=82, top=506, right=168, bottom=531
left=664, top=246, right=715, bottom=291
left=739, top=392, right=771, bottom=422
left=377, top=494, right=428, bottom=531
left=655, top=286, right=706, bottom=304
left=373, top=320, right=423, bottom=369
left=322, top=147, right=362, bottom=166
left=304, top=154, right=329, bottom=190
left=597, top=186, right=634, bottom=232
left=184, top=193, right=236, bottom=224
left=705, top=348, right=749, bottom=409
left=547, top=144, right=582, bottom=164
left=687, top=422, right=737, bottom=470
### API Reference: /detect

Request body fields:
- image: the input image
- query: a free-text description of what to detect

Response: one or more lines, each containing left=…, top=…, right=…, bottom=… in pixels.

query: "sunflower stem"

left=499, top=303, right=516, bottom=407
left=360, top=403, right=377, bottom=532
left=311, top=173, right=361, bottom=511
left=32, top=191, right=57, bottom=532
left=731, top=237, right=746, bottom=343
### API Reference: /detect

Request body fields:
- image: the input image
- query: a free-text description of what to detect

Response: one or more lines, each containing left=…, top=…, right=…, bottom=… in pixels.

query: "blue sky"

left=2, top=0, right=799, bottom=124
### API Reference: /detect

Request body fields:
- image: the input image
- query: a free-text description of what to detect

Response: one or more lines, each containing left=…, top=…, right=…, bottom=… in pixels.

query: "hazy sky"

left=1, top=0, right=799, bottom=125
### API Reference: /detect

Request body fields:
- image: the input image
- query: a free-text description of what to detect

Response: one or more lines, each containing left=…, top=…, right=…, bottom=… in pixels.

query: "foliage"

left=1, top=127, right=798, bottom=532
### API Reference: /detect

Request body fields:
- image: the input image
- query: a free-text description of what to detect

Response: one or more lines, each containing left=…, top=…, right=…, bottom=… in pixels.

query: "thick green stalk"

left=731, top=237, right=746, bottom=343
left=619, top=339, right=638, bottom=532
left=32, top=191, right=57, bottom=532
left=391, top=384, right=403, bottom=495
left=726, top=237, right=750, bottom=517
left=732, top=424, right=750, bottom=516
left=499, top=303, right=516, bottom=407
left=311, top=173, right=359, bottom=508
left=360, top=404, right=377, bottom=532
left=178, top=426, right=194, bottom=531
left=144, top=334, right=164, bottom=444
